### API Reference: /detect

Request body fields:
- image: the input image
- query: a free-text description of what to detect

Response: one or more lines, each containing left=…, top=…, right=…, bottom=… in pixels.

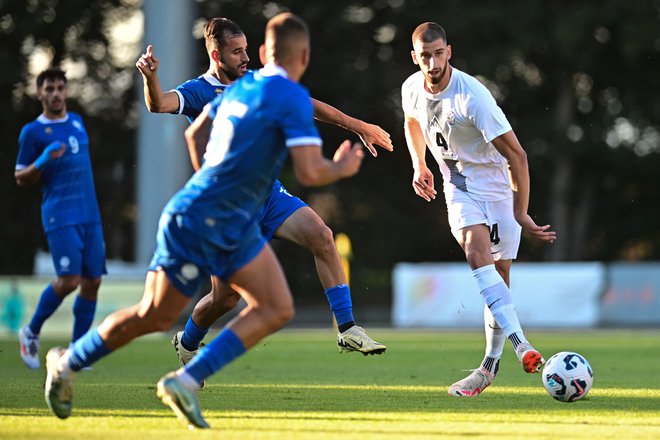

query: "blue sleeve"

left=280, top=86, right=322, bottom=148
left=16, top=124, right=39, bottom=169
left=174, top=79, right=207, bottom=119
left=206, top=94, right=225, bottom=120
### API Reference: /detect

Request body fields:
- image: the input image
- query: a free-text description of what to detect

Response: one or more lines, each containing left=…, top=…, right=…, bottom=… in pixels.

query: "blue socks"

left=28, top=284, right=63, bottom=335
left=72, top=296, right=97, bottom=342
left=324, top=284, right=355, bottom=332
left=67, top=327, right=111, bottom=371
left=181, top=317, right=209, bottom=351
left=184, top=328, right=246, bottom=384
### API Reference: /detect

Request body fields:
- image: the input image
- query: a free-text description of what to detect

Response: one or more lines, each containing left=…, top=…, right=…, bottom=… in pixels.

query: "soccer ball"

left=542, top=351, right=593, bottom=402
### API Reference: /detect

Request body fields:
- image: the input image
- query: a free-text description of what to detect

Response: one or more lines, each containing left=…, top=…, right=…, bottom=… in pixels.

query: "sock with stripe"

left=472, top=264, right=527, bottom=350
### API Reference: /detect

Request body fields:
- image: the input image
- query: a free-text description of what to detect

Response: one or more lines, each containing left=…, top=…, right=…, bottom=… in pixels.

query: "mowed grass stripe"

left=1, top=330, right=659, bottom=439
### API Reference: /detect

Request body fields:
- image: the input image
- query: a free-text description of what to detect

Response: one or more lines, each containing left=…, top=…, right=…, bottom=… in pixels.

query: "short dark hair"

left=204, top=17, right=244, bottom=52
left=265, top=12, right=309, bottom=61
left=412, top=22, right=447, bottom=45
left=36, top=68, right=67, bottom=89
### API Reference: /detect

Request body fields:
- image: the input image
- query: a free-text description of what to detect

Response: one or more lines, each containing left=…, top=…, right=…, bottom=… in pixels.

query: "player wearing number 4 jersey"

left=15, top=68, right=105, bottom=371
left=401, top=23, right=556, bottom=397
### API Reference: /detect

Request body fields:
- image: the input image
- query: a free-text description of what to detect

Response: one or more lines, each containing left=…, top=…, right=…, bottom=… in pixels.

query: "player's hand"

left=354, top=121, right=393, bottom=157
left=135, top=45, right=159, bottom=77
left=333, top=140, right=364, bottom=177
left=412, top=165, right=436, bottom=202
left=516, top=214, right=556, bottom=243
left=49, top=142, right=67, bottom=159
left=34, top=141, right=66, bottom=169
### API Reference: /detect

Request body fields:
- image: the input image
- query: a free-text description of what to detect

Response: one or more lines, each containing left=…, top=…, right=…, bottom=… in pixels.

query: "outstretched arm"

left=491, top=130, right=556, bottom=243
left=311, top=98, right=393, bottom=157
left=184, top=107, right=213, bottom=171
left=404, top=115, right=436, bottom=202
left=135, top=45, right=180, bottom=113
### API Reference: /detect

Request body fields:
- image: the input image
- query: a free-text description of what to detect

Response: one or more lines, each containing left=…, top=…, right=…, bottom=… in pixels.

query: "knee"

left=212, top=287, right=241, bottom=311
left=262, top=301, right=295, bottom=330
left=137, top=309, right=177, bottom=333
left=54, top=276, right=81, bottom=295
left=307, top=223, right=336, bottom=256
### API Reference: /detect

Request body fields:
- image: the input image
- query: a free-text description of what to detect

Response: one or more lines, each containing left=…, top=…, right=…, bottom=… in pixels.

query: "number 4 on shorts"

left=489, top=223, right=500, bottom=245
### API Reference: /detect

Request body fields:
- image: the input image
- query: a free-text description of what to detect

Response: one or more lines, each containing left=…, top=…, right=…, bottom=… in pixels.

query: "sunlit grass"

left=1, top=330, right=659, bottom=439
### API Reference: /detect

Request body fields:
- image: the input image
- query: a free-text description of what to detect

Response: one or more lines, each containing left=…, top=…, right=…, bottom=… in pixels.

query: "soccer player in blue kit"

left=135, top=17, right=390, bottom=369
left=44, top=13, right=366, bottom=428
left=15, top=68, right=106, bottom=370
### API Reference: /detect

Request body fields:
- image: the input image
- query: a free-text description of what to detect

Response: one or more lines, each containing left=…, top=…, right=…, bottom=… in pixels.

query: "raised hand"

left=135, top=45, right=160, bottom=78
left=333, top=140, right=364, bottom=177
left=354, top=121, right=393, bottom=157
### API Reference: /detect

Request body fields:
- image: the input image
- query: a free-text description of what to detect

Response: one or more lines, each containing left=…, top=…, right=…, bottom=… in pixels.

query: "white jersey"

left=402, top=68, right=513, bottom=202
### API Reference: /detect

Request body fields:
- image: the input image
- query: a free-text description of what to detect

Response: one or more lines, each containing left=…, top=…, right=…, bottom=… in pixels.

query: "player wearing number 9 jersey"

left=15, top=68, right=106, bottom=371
left=402, top=23, right=556, bottom=398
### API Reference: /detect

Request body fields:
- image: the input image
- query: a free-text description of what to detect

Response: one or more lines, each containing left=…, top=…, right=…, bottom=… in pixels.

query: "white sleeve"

left=401, top=75, right=417, bottom=117
left=469, top=85, right=511, bottom=143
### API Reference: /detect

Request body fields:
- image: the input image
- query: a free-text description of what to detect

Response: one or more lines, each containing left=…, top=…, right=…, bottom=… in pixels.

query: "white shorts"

left=445, top=192, right=522, bottom=260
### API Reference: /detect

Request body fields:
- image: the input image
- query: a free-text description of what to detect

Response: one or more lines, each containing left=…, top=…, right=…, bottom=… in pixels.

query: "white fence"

left=392, top=262, right=660, bottom=328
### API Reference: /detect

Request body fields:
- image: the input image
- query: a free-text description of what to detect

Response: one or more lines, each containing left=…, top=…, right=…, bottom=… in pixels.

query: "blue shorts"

left=47, top=223, right=107, bottom=278
left=259, top=180, right=307, bottom=240
left=148, top=213, right=266, bottom=297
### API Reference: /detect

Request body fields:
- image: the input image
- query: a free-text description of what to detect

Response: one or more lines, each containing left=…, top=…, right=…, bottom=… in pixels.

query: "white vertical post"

left=135, top=0, right=195, bottom=265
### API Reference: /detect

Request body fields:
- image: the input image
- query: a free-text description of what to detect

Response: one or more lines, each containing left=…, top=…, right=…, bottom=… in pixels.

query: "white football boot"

left=171, top=331, right=205, bottom=388
left=448, top=367, right=494, bottom=397
left=337, top=326, right=386, bottom=355
left=19, top=326, right=40, bottom=369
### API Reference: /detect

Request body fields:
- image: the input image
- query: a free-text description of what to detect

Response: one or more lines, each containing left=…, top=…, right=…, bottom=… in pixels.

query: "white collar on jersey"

left=259, top=63, right=289, bottom=78
left=202, top=70, right=230, bottom=87
left=37, top=113, right=69, bottom=124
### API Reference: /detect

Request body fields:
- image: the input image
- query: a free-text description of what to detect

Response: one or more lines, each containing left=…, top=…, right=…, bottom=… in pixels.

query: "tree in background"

left=0, top=0, right=140, bottom=273
left=2, top=1, right=659, bottom=309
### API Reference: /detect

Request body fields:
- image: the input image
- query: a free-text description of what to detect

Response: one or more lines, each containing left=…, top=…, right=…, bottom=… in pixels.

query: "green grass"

left=1, top=329, right=659, bottom=439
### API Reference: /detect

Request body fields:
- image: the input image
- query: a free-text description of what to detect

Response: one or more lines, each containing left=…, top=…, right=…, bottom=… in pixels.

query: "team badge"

left=447, top=111, right=456, bottom=125
left=44, top=127, right=52, bottom=135
left=215, top=88, right=224, bottom=94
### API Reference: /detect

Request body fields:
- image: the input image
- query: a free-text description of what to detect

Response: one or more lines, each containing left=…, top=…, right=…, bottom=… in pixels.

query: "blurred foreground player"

left=135, top=17, right=388, bottom=369
left=45, top=13, right=365, bottom=428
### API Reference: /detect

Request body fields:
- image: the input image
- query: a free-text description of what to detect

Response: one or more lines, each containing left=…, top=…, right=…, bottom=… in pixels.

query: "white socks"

left=472, top=264, right=526, bottom=348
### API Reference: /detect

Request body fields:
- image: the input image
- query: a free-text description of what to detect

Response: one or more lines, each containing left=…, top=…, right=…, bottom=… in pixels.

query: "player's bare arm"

left=289, top=140, right=364, bottom=186
left=404, top=115, right=436, bottom=202
left=491, top=130, right=556, bottom=243
left=310, top=98, right=393, bottom=157
left=184, top=107, right=213, bottom=171
left=136, top=45, right=180, bottom=113
left=15, top=142, right=66, bottom=186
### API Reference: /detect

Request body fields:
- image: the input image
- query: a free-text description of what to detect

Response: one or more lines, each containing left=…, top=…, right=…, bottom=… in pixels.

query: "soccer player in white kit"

left=401, top=22, right=557, bottom=397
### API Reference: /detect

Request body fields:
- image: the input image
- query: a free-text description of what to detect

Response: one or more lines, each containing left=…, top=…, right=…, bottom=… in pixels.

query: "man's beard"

left=427, top=65, right=446, bottom=85
left=221, top=63, right=246, bottom=81
left=48, top=100, right=65, bottom=115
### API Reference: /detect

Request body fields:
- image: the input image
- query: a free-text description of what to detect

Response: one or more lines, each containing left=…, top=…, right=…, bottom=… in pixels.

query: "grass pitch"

left=1, top=329, right=659, bottom=439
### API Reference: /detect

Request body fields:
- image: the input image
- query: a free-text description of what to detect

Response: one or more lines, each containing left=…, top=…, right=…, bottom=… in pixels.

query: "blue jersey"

left=16, top=113, right=101, bottom=232
left=172, top=72, right=229, bottom=123
left=164, top=65, right=322, bottom=250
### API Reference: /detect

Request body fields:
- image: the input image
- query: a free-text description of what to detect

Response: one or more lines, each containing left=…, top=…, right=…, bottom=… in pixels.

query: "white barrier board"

left=392, top=262, right=605, bottom=328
